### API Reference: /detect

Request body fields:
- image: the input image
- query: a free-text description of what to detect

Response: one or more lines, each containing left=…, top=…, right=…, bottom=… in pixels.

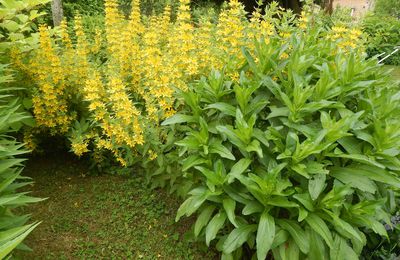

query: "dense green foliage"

left=374, top=0, right=400, bottom=18
left=363, top=15, right=400, bottom=66
left=360, top=0, right=400, bottom=66
left=165, top=23, right=400, bottom=259
left=0, top=0, right=48, bottom=256
left=0, top=71, right=41, bottom=257
left=2, top=0, right=400, bottom=258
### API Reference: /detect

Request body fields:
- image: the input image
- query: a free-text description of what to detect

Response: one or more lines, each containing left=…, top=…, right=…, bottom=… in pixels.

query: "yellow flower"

left=148, top=149, right=158, bottom=160
left=71, top=141, right=89, bottom=156
left=280, top=52, right=289, bottom=60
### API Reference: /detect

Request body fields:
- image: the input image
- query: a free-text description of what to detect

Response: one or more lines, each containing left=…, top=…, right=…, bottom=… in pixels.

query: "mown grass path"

left=15, top=154, right=216, bottom=260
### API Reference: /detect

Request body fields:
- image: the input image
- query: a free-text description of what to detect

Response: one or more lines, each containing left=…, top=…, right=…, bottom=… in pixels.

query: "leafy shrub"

left=0, top=0, right=48, bottom=256
left=0, top=70, right=42, bottom=257
left=191, top=0, right=221, bottom=24
left=12, top=0, right=254, bottom=167
left=9, top=0, right=400, bottom=258
left=164, top=8, right=400, bottom=260
left=362, top=14, right=400, bottom=66
left=374, top=0, right=400, bottom=18
left=15, top=0, right=363, bottom=171
left=324, top=5, right=354, bottom=25
left=361, top=188, right=400, bottom=259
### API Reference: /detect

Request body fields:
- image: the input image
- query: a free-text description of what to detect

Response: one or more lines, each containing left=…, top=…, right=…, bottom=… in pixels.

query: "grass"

left=15, top=153, right=217, bottom=260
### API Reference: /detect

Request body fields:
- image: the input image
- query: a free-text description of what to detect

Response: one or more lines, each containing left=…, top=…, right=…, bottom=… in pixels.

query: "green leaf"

left=0, top=159, right=25, bottom=173
left=2, top=20, right=19, bottom=32
left=223, top=198, right=238, bottom=227
left=271, top=229, right=289, bottom=249
left=308, top=230, right=326, bottom=260
left=305, top=213, right=333, bottom=248
left=221, top=252, right=233, bottom=260
left=209, top=142, right=235, bottom=160
left=176, top=189, right=209, bottom=221
left=308, top=174, right=326, bottom=200
left=277, top=219, right=309, bottom=253
left=195, top=166, right=224, bottom=189
left=246, top=139, right=263, bottom=158
left=216, top=125, right=244, bottom=149
left=0, top=222, right=39, bottom=259
left=205, top=102, right=236, bottom=117
left=286, top=239, right=300, bottom=260
left=21, top=116, right=35, bottom=127
left=331, top=165, right=400, bottom=188
left=222, top=224, right=257, bottom=254
left=293, top=193, right=314, bottom=211
left=298, top=207, right=308, bottom=222
left=227, top=158, right=252, bottom=183
left=256, top=211, right=275, bottom=260
left=0, top=224, right=33, bottom=244
left=272, top=238, right=299, bottom=260
left=330, top=215, right=363, bottom=243
left=175, top=136, right=200, bottom=150
left=22, top=98, right=32, bottom=109
left=0, top=194, right=22, bottom=206
left=330, top=168, right=377, bottom=193
left=242, top=201, right=263, bottom=215
left=182, top=155, right=207, bottom=171
left=330, top=235, right=358, bottom=260
left=206, top=212, right=227, bottom=246
left=161, top=114, right=195, bottom=125
left=328, top=153, right=385, bottom=169
left=252, top=128, right=270, bottom=147
left=266, top=197, right=299, bottom=208
left=267, top=107, right=290, bottom=119
left=0, top=172, right=19, bottom=193
left=194, top=205, right=216, bottom=237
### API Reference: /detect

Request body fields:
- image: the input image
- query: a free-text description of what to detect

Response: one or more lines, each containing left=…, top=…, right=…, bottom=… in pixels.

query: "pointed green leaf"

left=161, top=114, right=195, bottom=125
left=227, top=158, right=252, bottom=183
left=206, top=212, right=227, bottom=246
left=222, top=224, right=257, bottom=254
left=194, top=205, right=216, bottom=237
left=223, top=198, right=238, bottom=227
left=277, top=219, right=309, bottom=253
left=256, top=211, right=275, bottom=260
left=209, top=143, right=235, bottom=160
left=305, top=213, right=333, bottom=248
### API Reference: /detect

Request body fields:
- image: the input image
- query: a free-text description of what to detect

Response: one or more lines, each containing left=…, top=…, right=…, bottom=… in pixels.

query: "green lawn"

left=15, top=154, right=217, bottom=260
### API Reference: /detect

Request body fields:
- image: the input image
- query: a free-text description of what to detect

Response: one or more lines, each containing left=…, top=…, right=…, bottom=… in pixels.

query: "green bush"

left=362, top=0, right=400, bottom=66
left=0, top=68, right=42, bottom=257
left=362, top=15, right=400, bottom=66
left=0, top=0, right=47, bottom=256
left=164, top=19, right=400, bottom=260
left=374, top=0, right=400, bottom=18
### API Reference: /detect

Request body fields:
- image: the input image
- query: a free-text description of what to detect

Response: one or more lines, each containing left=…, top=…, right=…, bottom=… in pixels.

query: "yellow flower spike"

left=105, top=0, right=124, bottom=59
left=29, top=26, right=72, bottom=132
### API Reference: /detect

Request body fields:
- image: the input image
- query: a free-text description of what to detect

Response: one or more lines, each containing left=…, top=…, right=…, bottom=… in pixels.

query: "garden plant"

left=1, top=0, right=400, bottom=258
left=0, top=0, right=49, bottom=256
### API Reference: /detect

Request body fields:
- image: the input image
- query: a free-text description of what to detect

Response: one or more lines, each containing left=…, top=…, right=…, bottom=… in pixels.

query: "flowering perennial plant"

left=165, top=13, right=399, bottom=260
left=20, top=0, right=364, bottom=168
left=10, top=0, right=400, bottom=258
